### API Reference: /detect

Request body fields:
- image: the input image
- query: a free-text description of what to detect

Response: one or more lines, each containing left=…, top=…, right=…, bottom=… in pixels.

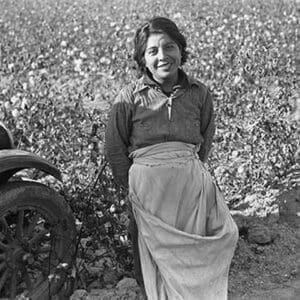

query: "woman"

left=105, top=17, right=238, bottom=300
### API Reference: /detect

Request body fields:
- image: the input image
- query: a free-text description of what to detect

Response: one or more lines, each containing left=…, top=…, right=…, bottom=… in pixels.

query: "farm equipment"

left=0, top=122, right=76, bottom=299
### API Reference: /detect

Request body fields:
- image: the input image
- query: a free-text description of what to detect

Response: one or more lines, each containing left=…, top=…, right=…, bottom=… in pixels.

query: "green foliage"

left=0, top=0, right=298, bottom=287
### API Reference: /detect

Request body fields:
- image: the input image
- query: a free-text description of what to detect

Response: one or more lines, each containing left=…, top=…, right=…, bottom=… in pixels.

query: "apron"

left=129, top=142, right=238, bottom=300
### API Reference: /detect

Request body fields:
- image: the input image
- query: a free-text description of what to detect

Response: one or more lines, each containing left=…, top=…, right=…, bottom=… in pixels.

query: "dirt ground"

left=71, top=187, right=299, bottom=300
left=228, top=187, right=299, bottom=299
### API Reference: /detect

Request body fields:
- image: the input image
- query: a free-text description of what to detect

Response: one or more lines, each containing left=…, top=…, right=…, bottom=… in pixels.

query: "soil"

left=70, top=187, right=299, bottom=299
left=228, top=187, right=299, bottom=299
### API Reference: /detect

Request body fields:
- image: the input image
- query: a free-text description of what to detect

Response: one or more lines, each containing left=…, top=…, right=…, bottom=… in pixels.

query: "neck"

left=156, top=74, right=178, bottom=94
left=161, top=81, right=175, bottom=93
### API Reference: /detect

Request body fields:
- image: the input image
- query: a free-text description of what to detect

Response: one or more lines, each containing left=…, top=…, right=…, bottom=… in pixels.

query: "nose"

left=157, top=47, right=167, bottom=60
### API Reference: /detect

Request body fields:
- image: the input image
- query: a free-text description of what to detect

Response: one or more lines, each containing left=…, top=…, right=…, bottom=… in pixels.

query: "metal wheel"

left=0, top=181, right=76, bottom=299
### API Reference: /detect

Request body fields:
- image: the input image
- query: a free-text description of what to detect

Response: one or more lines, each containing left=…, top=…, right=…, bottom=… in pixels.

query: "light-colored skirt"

left=128, top=142, right=238, bottom=300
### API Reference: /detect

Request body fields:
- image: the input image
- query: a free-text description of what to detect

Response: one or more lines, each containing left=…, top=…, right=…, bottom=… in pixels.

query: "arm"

left=198, top=89, right=215, bottom=163
left=105, top=87, right=133, bottom=188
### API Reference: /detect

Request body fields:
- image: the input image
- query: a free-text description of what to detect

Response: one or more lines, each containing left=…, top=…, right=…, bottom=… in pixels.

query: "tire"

left=0, top=181, right=76, bottom=299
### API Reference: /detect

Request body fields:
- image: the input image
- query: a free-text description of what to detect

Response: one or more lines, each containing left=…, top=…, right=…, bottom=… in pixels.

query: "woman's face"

left=144, top=32, right=181, bottom=84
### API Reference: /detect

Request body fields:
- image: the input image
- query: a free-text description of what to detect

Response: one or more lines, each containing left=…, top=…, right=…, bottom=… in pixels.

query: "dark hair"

left=133, top=17, right=188, bottom=73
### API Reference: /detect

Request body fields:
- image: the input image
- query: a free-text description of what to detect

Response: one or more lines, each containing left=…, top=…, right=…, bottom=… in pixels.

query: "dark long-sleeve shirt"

left=105, top=69, right=215, bottom=188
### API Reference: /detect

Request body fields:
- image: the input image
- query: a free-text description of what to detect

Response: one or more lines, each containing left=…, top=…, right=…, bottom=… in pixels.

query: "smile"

left=157, top=62, right=171, bottom=68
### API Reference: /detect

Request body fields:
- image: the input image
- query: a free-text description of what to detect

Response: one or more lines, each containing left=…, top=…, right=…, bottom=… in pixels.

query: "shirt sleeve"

left=198, top=89, right=215, bottom=162
left=105, top=86, right=134, bottom=188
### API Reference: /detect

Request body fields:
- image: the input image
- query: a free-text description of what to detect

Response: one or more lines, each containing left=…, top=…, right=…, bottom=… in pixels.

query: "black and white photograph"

left=0, top=0, right=298, bottom=299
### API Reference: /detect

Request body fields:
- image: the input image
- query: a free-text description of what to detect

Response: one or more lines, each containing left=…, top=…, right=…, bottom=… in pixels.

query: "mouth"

left=157, top=62, right=171, bottom=69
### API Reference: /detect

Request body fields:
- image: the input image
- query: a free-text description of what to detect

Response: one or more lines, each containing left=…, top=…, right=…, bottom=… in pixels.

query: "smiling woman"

left=144, top=33, right=181, bottom=92
left=134, top=17, right=188, bottom=94
left=105, top=16, right=238, bottom=300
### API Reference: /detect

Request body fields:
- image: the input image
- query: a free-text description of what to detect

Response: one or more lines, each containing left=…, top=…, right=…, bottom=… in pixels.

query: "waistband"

left=129, top=142, right=200, bottom=166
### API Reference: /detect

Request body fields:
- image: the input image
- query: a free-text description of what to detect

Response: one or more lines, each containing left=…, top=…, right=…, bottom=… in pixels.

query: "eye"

left=147, top=48, right=157, bottom=55
left=165, top=44, right=175, bottom=50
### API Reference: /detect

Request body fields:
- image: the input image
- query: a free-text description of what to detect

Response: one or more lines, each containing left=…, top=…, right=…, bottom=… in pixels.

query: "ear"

left=141, top=56, right=146, bottom=69
left=176, top=43, right=183, bottom=60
